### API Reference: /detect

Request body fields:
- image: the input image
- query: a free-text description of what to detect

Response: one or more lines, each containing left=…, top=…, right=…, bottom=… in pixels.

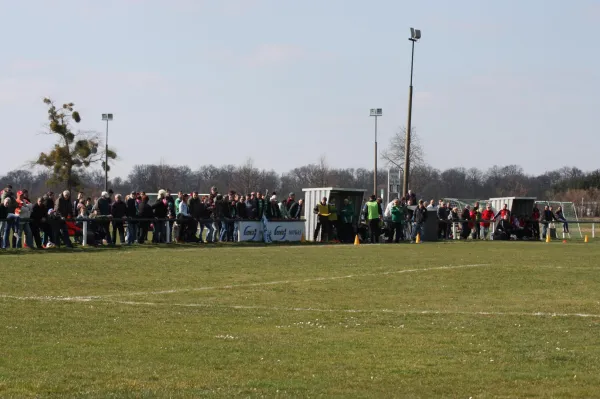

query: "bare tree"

left=380, top=127, right=425, bottom=171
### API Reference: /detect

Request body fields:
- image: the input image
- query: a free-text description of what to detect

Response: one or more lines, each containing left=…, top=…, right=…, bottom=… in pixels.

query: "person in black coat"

left=137, top=195, right=154, bottom=244
left=30, top=197, right=49, bottom=248
left=460, top=206, right=471, bottom=240
left=289, top=199, right=303, bottom=220
left=152, top=191, right=168, bottom=243
left=110, top=194, right=127, bottom=244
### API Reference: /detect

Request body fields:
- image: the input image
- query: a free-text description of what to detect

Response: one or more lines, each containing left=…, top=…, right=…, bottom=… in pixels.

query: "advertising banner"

left=237, top=221, right=305, bottom=242
left=238, top=221, right=263, bottom=242
left=266, top=221, right=304, bottom=242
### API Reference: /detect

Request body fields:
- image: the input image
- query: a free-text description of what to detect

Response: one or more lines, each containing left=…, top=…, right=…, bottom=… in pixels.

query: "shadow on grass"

left=0, top=241, right=335, bottom=256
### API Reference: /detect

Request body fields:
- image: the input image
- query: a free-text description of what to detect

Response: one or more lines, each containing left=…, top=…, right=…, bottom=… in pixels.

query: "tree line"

left=2, top=159, right=600, bottom=207
left=3, top=98, right=599, bottom=216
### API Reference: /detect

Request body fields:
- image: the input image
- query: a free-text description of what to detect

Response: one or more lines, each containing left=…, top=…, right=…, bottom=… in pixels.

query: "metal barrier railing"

left=0, top=217, right=305, bottom=247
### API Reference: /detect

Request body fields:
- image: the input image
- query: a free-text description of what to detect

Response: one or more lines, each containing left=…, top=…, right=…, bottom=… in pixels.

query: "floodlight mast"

left=101, top=113, right=113, bottom=192
left=403, top=28, right=421, bottom=198
left=369, top=108, right=382, bottom=196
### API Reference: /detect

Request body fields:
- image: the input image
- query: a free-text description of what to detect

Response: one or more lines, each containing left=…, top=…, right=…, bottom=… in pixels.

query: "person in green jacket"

left=390, top=199, right=405, bottom=243
left=340, top=198, right=354, bottom=243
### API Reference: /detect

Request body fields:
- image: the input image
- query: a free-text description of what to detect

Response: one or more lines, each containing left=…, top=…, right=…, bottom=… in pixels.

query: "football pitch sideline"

left=1, top=241, right=600, bottom=398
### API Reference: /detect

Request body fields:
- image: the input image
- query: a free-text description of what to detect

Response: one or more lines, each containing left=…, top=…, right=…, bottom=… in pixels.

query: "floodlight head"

left=102, top=113, right=114, bottom=121
left=369, top=108, right=383, bottom=117
left=410, top=28, right=421, bottom=40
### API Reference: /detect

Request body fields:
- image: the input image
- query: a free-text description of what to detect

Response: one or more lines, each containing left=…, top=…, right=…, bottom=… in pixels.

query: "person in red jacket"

left=480, top=203, right=495, bottom=240
left=494, top=204, right=511, bottom=220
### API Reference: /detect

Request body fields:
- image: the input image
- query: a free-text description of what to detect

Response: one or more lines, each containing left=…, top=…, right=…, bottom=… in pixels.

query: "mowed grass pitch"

left=1, top=241, right=600, bottom=398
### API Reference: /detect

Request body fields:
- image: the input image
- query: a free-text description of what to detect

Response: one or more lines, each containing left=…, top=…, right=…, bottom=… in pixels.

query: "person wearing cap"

left=262, top=195, right=282, bottom=243
left=313, top=197, right=331, bottom=242
left=362, top=195, right=383, bottom=244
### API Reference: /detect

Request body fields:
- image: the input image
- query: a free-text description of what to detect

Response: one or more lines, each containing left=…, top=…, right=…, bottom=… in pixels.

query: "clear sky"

left=1, top=0, right=598, bottom=178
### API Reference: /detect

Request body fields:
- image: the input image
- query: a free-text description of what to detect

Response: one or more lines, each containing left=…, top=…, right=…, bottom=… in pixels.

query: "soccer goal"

left=535, top=200, right=582, bottom=238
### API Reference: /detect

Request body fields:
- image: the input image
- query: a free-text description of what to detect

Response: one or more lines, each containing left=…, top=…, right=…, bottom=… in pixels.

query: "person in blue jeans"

left=2, top=198, right=21, bottom=249
left=555, top=206, right=569, bottom=233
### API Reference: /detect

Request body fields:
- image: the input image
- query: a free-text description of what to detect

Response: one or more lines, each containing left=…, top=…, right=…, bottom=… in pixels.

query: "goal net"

left=535, top=200, right=582, bottom=238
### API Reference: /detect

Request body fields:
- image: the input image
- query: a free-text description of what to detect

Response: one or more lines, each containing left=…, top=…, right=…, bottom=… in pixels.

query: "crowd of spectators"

left=0, top=182, right=575, bottom=249
left=0, top=184, right=304, bottom=249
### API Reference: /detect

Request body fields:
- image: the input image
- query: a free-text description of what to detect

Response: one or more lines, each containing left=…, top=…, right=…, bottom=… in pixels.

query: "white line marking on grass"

left=0, top=263, right=490, bottom=302
left=106, top=301, right=600, bottom=319
left=108, top=263, right=491, bottom=298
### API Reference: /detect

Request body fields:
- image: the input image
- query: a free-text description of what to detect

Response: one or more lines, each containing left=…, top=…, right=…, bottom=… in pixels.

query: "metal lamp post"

left=101, top=113, right=113, bottom=192
left=370, top=108, right=382, bottom=196
left=403, top=27, right=421, bottom=197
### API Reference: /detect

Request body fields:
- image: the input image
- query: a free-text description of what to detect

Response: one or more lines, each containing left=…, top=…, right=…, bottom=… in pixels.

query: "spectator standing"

left=30, top=197, right=48, bottom=248
left=235, top=195, right=247, bottom=242
left=436, top=202, right=449, bottom=239
left=188, top=192, right=203, bottom=242
left=256, top=193, right=266, bottom=220
left=314, top=197, right=331, bottom=242
left=531, top=205, right=541, bottom=239
left=174, top=191, right=183, bottom=217
left=495, top=204, right=511, bottom=220
left=126, top=192, right=138, bottom=245
left=472, top=202, right=481, bottom=239
left=328, top=199, right=339, bottom=241
left=246, top=193, right=256, bottom=220
left=263, top=195, right=282, bottom=243
left=111, top=194, right=127, bottom=244
left=339, top=199, right=354, bottom=243
left=16, top=190, right=33, bottom=248
left=289, top=199, right=303, bottom=220
left=480, top=204, right=495, bottom=240
left=73, top=192, right=84, bottom=217
left=411, top=200, right=428, bottom=243
left=390, top=199, right=405, bottom=243
left=0, top=198, right=17, bottom=249
left=54, top=190, right=73, bottom=248
left=137, top=195, right=154, bottom=244
left=152, top=190, right=168, bottom=243
left=285, top=193, right=296, bottom=212
left=540, top=205, right=556, bottom=239
left=460, top=205, right=471, bottom=240
left=363, top=195, right=383, bottom=244
left=95, top=191, right=113, bottom=245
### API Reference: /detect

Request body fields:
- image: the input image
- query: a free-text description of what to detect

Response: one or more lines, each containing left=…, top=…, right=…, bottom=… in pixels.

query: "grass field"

left=1, top=240, right=600, bottom=398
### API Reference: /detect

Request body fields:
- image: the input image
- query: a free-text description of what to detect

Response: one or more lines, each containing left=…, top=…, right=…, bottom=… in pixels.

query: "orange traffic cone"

left=584, top=235, right=589, bottom=243
left=546, top=234, right=551, bottom=243
left=354, top=235, right=360, bottom=246
left=301, top=233, right=306, bottom=243
left=415, top=233, right=421, bottom=244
